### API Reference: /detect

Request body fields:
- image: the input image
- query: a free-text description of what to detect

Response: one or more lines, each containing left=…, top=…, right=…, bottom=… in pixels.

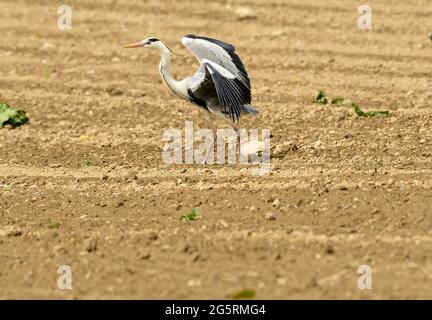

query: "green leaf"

left=47, top=219, right=61, bottom=229
left=82, top=160, right=93, bottom=167
left=231, top=289, right=256, bottom=300
left=353, top=103, right=389, bottom=117
left=1, top=184, right=13, bottom=191
left=180, top=208, right=200, bottom=221
left=7, top=110, right=29, bottom=127
left=314, top=90, right=328, bottom=104
left=331, top=97, right=353, bottom=105
left=0, top=103, right=17, bottom=127
left=0, top=103, right=29, bottom=128
left=314, top=91, right=389, bottom=118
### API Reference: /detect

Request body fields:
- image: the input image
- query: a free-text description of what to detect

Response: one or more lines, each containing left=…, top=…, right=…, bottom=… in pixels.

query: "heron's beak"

left=123, top=42, right=142, bottom=48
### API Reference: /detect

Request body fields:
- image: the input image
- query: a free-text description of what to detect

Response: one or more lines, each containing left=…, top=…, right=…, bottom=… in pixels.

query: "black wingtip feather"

left=204, top=62, right=251, bottom=123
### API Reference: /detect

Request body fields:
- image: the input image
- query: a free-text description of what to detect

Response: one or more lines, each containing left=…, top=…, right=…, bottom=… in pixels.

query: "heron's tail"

left=242, top=104, right=259, bottom=115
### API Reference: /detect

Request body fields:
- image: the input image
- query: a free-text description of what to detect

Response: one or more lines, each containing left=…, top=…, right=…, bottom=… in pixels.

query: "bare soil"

left=1, top=0, right=432, bottom=299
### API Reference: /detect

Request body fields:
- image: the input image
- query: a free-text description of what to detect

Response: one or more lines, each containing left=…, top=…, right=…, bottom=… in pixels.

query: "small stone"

left=40, top=42, right=54, bottom=50
left=219, top=220, right=229, bottom=228
left=387, top=178, right=395, bottom=186
left=0, top=226, right=22, bottom=237
left=161, top=244, right=172, bottom=251
left=85, top=239, right=98, bottom=252
left=106, top=87, right=123, bottom=96
left=265, top=212, right=276, bottom=221
left=126, top=172, right=138, bottom=181
left=272, top=199, right=281, bottom=208
left=235, top=7, right=257, bottom=20
left=53, top=245, right=68, bottom=255
left=139, top=252, right=151, bottom=260
left=325, top=245, right=335, bottom=254
left=273, top=145, right=287, bottom=158
left=32, top=231, right=43, bottom=240
left=187, top=279, right=202, bottom=287
left=271, top=30, right=285, bottom=37
left=336, top=183, right=349, bottom=190
left=374, top=181, right=384, bottom=188
left=249, top=205, right=257, bottom=212
left=148, top=231, right=158, bottom=241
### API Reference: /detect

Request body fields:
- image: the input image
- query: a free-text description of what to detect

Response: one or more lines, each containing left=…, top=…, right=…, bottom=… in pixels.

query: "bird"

left=123, top=34, right=258, bottom=145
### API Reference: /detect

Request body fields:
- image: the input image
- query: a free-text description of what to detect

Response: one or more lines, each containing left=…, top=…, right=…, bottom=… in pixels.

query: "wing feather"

left=202, top=60, right=250, bottom=122
left=182, top=34, right=251, bottom=89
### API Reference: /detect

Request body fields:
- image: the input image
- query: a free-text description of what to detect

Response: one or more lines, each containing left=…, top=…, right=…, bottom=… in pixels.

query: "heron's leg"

left=203, top=111, right=216, bottom=164
left=219, top=117, right=241, bottom=158
left=204, top=111, right=217, bottom=140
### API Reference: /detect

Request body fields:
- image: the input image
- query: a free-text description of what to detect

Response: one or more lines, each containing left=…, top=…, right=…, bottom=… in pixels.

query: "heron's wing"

left=181, top=34, right=251, bottom=89
left=186, top=65, right=216, bottom=109
left=202, top=59, right=251, bottom=122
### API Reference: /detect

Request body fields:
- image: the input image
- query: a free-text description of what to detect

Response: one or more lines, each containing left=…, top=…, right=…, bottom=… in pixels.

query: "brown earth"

left=1, top=0, right=432, bottom=299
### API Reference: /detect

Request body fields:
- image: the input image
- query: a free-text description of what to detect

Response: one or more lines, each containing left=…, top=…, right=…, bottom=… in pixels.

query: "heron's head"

left=123, top=37, right=181, bottom=56
left=123, top=37, right=164, bottom=50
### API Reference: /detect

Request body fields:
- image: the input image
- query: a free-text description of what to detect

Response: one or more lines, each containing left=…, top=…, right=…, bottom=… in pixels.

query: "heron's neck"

left=159, top=48, right=184, bottom=98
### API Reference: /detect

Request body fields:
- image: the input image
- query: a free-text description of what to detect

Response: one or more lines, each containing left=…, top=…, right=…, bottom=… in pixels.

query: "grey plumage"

left=124, top=34, right=258, bottom=129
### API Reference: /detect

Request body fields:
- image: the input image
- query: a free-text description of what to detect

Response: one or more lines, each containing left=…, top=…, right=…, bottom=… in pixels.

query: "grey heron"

left=123, top=34, right=258, bottom=150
